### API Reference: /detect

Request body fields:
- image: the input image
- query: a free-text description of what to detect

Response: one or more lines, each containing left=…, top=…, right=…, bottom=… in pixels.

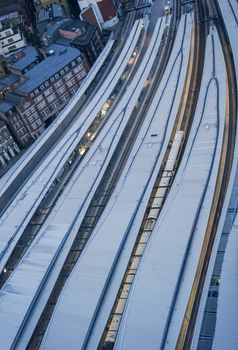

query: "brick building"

left=5, top=92, right=45, bottom=140
left=8, top=46, right=42, bottom=74
left=78, top=0, right=118, bottom=29
left=57, top=19, right=104, bottom=66
left=0, top=100, right=33, bottom=147
left=16, top=44, right=90, bottom=122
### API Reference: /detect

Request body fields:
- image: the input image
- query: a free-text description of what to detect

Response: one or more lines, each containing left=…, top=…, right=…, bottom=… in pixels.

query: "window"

left=50, top=77, right=55, bottom=82
left=65, top=66, right=69, bottom=72
left=55, top=73, right=59, bottom=79
left=57, top=86, right=66, bottom=95
left=71, top=86, right=78, bottom=94
left=5, top=30, right=12, bottom=36
left=52, top=100, right=60, bottom=109
left=73, top=63, right=84, bottom=74
left=25, top=110, right=31, bottom=117
left=8, top=45, right=17, bottom=50
left=45, top=81, right=49, bottom=87
left=66, top=78, right=76, bottom=88
left=60, top=93, right=69, bottom=103
left=30, top=92, right=34, bottom=98
left=31, top=122, right=38, bottom=130
left=37, top=101, right=46, bottom=110
left=34, top=95, right=43, bottom=104
left=47, top=93, right=56, bottom=103
left=40, top=85, right=44, bottom=91
left=7, top=38, right=14, bottom=43
left=60, top=69, right=64, bottom=75
left=54, top=79, right=63, bottom=88
left=34, top=88, right=39, bottom=94
left=24, top=101, right=31, bottom=109
left=71, top=61, right=76, bottom=67
left=44, top=87, right=53, bottom=96
left=40, top=108, right=50, bottom=118
left=64, top=72, right=73, bottom=81
left=76, top=70, right=86, bottom=80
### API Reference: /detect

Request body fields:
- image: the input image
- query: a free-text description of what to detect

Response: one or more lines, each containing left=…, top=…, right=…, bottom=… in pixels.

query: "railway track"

left=176, top=0, right=237, bottom=348
left=25, top=10, right=177, bottom=348
left=97, top=0, right=209, bottom=348
left=0, top=20, right=145, bottom=289
left=0, top=5, right=141, bottom=217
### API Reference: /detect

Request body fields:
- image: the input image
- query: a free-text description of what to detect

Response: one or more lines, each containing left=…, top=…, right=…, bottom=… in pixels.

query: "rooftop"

left=5, top=92, right=23, bottom=106
left=9, top=46, right=40, bottom=71
left=17, top=44, right=82, bottom=93
left=0, top=73, right=20, bottom=86
left=0, top=4, right=21, bottom=17
left=63, top=19, right=96, bottom=45
left=0, top=83, right=6, bottom=92
left=38, top=4, right=65, bottom=23
left=44, top=18, right=71, bottom=40
left=0, top=101, right=14, bottom=113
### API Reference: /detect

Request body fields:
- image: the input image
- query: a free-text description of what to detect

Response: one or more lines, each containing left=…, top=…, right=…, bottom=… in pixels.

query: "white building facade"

left=0, top=22, right=26, bottom=57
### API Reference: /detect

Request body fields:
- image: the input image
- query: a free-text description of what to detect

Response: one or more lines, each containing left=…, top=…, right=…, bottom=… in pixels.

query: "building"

left=78, top=0, right=118, bottom=30
left=0, top=73, right=22, bottom=93
left=8, top=45, right=42, bottom=74
left=80, top=5, right=101, bottom=30
left=5, top=92, right=45, bottom=140
left=34, top=0, right=73, bottom=17
left=0, top=4, right=22, bottom=25
left=57, top=19, right=104, bottom=65
left=16, top=44, right=90, bottom=122
left=0, top=21, right=26, bottom=57
left=37, top=4, right=66, bottom=34
left=42, top=18, right=71, bottom=45
left=42, top=18, right=104, bottom=66
left=0, top=119, right=20, bottom=167
left=0, top=100, right=33, bottom=147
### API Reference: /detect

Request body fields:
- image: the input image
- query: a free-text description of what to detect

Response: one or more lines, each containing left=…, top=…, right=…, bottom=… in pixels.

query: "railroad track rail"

left=27, top=16, right=176, bottom=350
left=176, top=0, right=238, bottom=348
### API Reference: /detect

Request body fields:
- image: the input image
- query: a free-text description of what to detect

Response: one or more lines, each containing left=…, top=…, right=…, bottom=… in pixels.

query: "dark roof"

left=0, top=101, right=14, bottom=113
left=10, top=46, right=39, bottom=71
left=0, top=74, right=20, bottom=86
left=0, top=4, right=21, bottom=16
left=0, top=83, right=6, bottom=92
left=55, top=37, right=71, bottom=47
left=64, top=20, right=96, bottom=40
left=5, top=92, right=23, bottom=106
left=44, top=18, right=71, bottom=40
left=56, top=19, right=96, bottom=46
left=72, top=25, right=96, bottom=46
left=38, top=4, right=65, bottom=23
left=17, top=44, right=82, bottom=93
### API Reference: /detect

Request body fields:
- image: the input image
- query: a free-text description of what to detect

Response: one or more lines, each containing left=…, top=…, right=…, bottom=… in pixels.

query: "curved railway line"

left=0, top=1, right=236, bottom=349
left=109, top=22, right=226, bottom=350
left=0, top=20, right=145, bottom=286
left=176, top=0, right=237, bottom=348
left=98, top=0, right=209, bottom=348
left=31, top=2, right=196, bottom=350
left=23, top=3, right=185, bottom=349
left=25, top=8, right=180, bottom=349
